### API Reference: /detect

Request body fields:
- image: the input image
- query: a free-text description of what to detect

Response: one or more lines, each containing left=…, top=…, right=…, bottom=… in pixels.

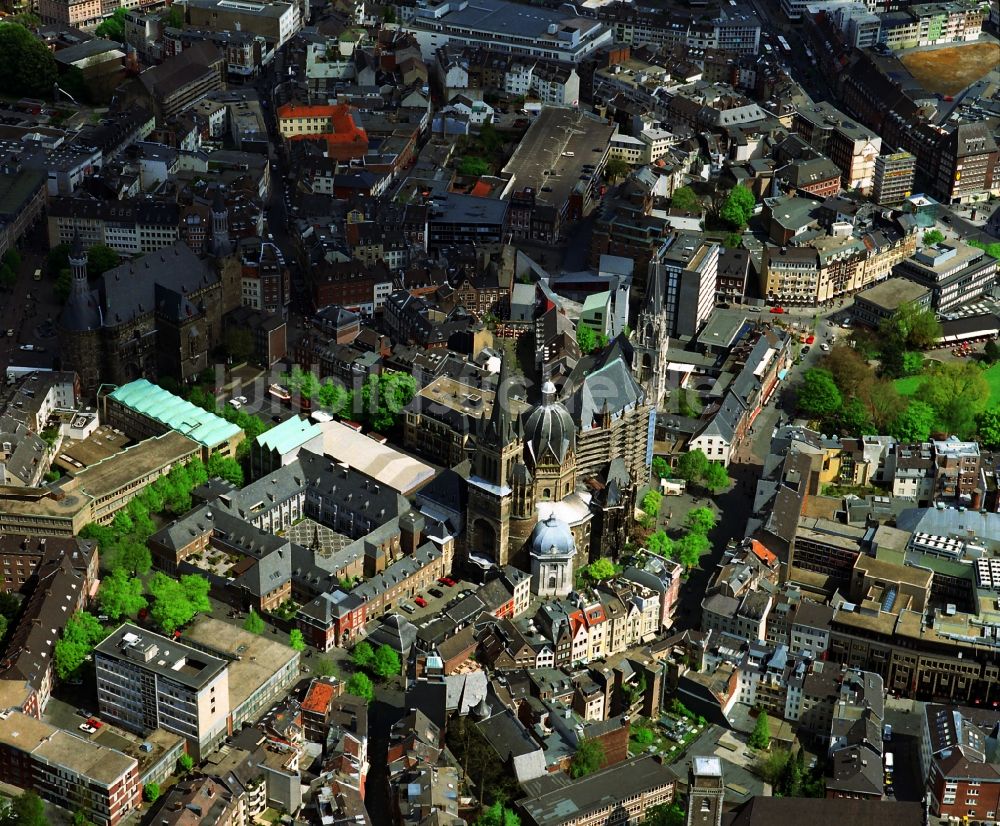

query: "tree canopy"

left=675, top=449, right=710, bottom=483
left=585, top=558, right=617, bottom=581
left=651, top=456, right=671, bottom=480
left=670, top=186, right=701, bottom=213
left=288, top=629, right=306, bottom=651
left=475, top=802, right=521, bottom=826
left=243, top=610, right=265, bottom=634
left=98, top=569, right=147, bottom=620
left=641, top=803, right=685, bottom=826
left=86, top=244, right=120, bottom=279
left=685, top=506, right=717, bottom=535
left=346, top=671, right=375, bottom=703
left=748, top=710, right=771, bottom=749
left=360, top=372, right=417, bottom=432
left=604, top=156, right=630, bottom=182
left=576, top=323, right=597, bottom=354
left=916, top=361, right=989, bottom=438
left=889, top=400, right=936, bottom=443
left=371, top=644, right=401, bottom=679
left=569, top=738, right=605, bottom=778
left=54, top=612, right=106, bottom=679
left=647, top=530, right=673, bottom=556
left=147, top=573, right=211, bottom=634
left=352, top=641, right=375, bottom=669
left=94, top=7, right=127, bottom=40
left=641, top=490, right=662, bottom=518
left=0, top=790, right=48, bottom=826
left=922, top=229, right=945, bottom=246
left=720, top=185, right=755, bottom=228
left=797, top=368, right=842, bottom=418
left=0, top=24, right=57, bottom=97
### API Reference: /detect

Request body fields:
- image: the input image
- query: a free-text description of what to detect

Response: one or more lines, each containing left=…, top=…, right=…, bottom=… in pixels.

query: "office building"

left=185, top=0, right=302, bottom=47
left=894, top=241, right=998, bottom=311
left=793, top=103, right=882, bottom=194
left=652, top=234, right=720, bottom=339
left=872, top=152, right=916, bottom=206
left=406, top=0, right=613, bottom=64
left=95, top=625, right=230, bottom=760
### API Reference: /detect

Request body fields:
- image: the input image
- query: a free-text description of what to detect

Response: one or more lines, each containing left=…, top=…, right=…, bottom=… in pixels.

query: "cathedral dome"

left=523, top=400, right=575, bottom=466
left=529, top=515, right=575, bottom=557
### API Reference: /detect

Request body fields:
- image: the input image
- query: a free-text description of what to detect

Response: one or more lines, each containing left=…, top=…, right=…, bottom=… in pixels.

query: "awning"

left=777, top=369, right=788, bottom=380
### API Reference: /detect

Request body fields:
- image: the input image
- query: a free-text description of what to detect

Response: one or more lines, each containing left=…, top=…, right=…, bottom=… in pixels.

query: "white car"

left=228, top=399, right=242, bottom=409
left=821, top=343, right=830, bottom=351
left=236, top=396, right=248, bottom=404
left=78, top=723, right=97, bottom=734
left=19, top=344, right=35, bottom=351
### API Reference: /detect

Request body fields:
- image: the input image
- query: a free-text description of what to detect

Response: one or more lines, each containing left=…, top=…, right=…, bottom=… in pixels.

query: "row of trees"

left=0, top=23, right=57, bottom=98
left=283, top=367, right=418, bottom=432
left=343, top=640, right=403, bottom=703
left=646, top=507, right=717, bottom=569
left=673, top=449, right=730, bottom=493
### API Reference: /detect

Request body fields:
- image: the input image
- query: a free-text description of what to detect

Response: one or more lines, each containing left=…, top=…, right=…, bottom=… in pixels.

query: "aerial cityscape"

left=0, top=0, right=998, bottom=823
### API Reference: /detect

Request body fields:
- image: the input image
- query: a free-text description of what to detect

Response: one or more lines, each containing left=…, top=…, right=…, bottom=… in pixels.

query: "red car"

left=87, top=718, right=103, bottom=729
left=438, top=577, right=457, bottom=587
left=806, top=335, right=815, bottom=344
left=770, top=306, right=785, bottom=314
left=414, top=597, right=428, bottom=608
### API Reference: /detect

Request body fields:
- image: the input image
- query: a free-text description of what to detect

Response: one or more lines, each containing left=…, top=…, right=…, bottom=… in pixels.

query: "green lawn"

left=895, top=363, right=1000, bottom=405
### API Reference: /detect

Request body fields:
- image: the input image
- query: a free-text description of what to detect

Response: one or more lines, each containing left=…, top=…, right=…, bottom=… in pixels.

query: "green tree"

left=10, top=12, right=41, bottom=28
left=836, top=397, right=873, bottom=438
left=585, top=558, right=617, bottom=581
left=879, top=302, right=941, bottom=351
left=748, top=710, right=771, bottom=749
left=143, top=783, right=161, bottom=803
left=922, top=229, right=945, bottom=246
left=685, top=507, right=717, bottom=534
left=797, top=368, right=843, bottom=418
left=107, top=537, right=153, bottom=576
left=702, top=463, right=731, bottom=493
left=916, top=361, right=990, bottom=437
left=984, top=340, right=1000, bottom=365
left=288, top=629, right=305, bottom=651
left=372, top=644, right=402, bottom=679
left=675, top=531, right=710, bottom=568
left=163, top=4, right=184, bottom=26
left=641, top=490, right=662, bottom=518
left=54, top=267, right=72, bottom=302
left=94, top=7, right=127, bottom=40
left=969, top=239, right=1000, bottom=259
left=823, top=344, right=872, bottom=398
left=670, top=186, right=700, bottom=213
left=177, top=754, right=194, bottom=774
left=890, top=400, right=936, bottom=443
left=54, top=612, right=106, bottom=679
left=570, top=738, right=605, bottom=778
left=86, top=244, right=120, bottom=278
left=2, top=249, right=21, bottom=272
left=720, top=185, right=755, bottom=228
left=647, top=530, right=673, bottom=556
left=351, top=640, right=375, bottom=669
left=2, top=791, right=48, bottom=826
left=900, top=351, right=924, bottom=377
left=224, top=326, right=254, bottom=363
left=207, top=453, right=244, bottom=486
left=633, top=726, right=655, bottom=745
left=71, top=809, right=95, bottom=826
left=724, top=232, right=743, bottom=249
left=604, top=156, right=630, bottom=182
left=675, top=449, right=710, bottom=483
left=147, top=573, right=209, bottom=634
left=576, top=323, right=597, bottom=353
left=360, top=372, right=417, bottom=432
left=346, top=671, right=375, bottom=703
left=243, top=610, right=265, bottom=634
left=651, top=456, right=671, bottom=479
left=0, top=24, right=57, bottom=97
left=318, top=379, right=352, bottom=416
left=475, top=802, right=521, bottom=826
left=98, top=569, right=147, bottom=620
left=458, top=156, right=489, bottom=176
left=0, top=264, right=16, bottom=290
left=314, top=657, right=338, bottom=677
left=642, top=803, right=685, bottom=826
left=976, top=408, right=1000, bottom=449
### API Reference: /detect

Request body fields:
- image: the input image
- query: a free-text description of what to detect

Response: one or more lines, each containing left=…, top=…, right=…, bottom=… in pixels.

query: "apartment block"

left=95, top=625, right=230, bottom=760
left=0, top=712, right=140, bottom=826
left=793, top=102, right=882, bottom=193
left=873, top=152, right=916, bottom=205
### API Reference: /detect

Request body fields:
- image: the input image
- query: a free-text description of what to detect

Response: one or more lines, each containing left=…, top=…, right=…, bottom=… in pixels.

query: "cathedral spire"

left=483, top=354, right=516, bottom=447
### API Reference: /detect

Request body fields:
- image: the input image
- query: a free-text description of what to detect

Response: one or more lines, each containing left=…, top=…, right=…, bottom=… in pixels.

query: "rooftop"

left=108, top=379, right=242, bottom=448
left=95, top=623, right=227, bottom=691
left=317, top=420, right=435, bottom=495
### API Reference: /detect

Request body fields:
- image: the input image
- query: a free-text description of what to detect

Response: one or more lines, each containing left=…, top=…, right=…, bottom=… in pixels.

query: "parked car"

left=801, top=346, right=811, bottom=354
left=414, top=596, right=427, bottom=608
left=429, top=587, right=444, bottom=599
left=78, top=723, right=97, bottom=734
left=401, top=602, right=416, bottom=614
left=87, top=718, right=103, bottom=729
left=821, top=343, right=830, bottom=351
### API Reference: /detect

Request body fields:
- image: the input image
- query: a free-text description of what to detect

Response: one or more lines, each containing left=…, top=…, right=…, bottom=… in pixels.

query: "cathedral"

left=632, top=256, right=670, bottom=411
left=464, top=348, right=652, bottom=590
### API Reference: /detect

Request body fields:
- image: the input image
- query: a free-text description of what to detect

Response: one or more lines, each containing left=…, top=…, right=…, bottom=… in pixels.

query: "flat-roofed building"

left=186, top=0, right=302, bottom=46
left=181, top=617, right=299, bottom=731
left=501, top=108, right=616, bottom=243
left=95, top=624, right=230, bottom=760
left=406, top=0, right=613, bottom=64
left=852, top=277, right=931, bottom=328
left=0, top=431, right=200, bottom=537
left=894, top=242, right=998, bottom=312
left=0, top=712, right=140, bottom=826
